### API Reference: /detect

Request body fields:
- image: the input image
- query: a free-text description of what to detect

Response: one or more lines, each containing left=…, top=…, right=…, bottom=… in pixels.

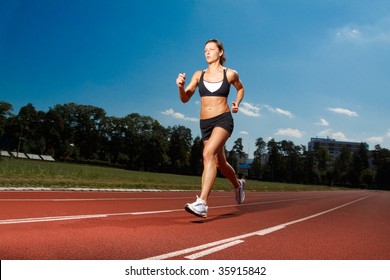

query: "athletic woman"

left=176, top=39, right=245, bottom=218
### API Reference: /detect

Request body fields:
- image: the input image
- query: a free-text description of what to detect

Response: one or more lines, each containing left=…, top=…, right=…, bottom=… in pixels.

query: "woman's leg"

left=215, top=145, right=240, bottom=189
left=200, top=127, right=230, bottom=203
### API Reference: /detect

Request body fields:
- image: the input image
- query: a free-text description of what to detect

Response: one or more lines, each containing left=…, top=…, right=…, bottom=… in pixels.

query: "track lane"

left=0, top=190, right=388, bottom=260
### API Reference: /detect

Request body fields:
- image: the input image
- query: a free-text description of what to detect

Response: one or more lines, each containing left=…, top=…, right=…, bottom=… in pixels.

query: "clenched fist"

left=176, top=73, right=186, bottom=88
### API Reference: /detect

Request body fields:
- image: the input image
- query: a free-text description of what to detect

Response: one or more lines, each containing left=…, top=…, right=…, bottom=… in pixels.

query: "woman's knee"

left=203, top=146, right=215, bottom=162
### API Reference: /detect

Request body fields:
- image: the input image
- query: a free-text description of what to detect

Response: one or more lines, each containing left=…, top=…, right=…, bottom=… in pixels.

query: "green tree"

left=43, top=108, right=68, bottom=158
left=312, top=143, right=332, bottom=184
left=0, top=102, right=14, bottom=149
left=101, top=116, right=129, bottom=164
left=302, top=149, right=318, bottom=184
left=279, top=140, right=303, bottom=182
left=16, top=103, right=48, bottom=155
left=136, top=116, right=169, bottom=171
left=167, top=125, right=193, bottom=174
left=264, top=138, right=280, bottom=181
left=333, top=146, right=352, bottom=185
left=251, top=137, right=266, bottom=179
left=53, top=103, right=106, bottom=160
left=0, top=102, right=13, bottom=137
left=227, top=138, right=245, bottom=174
left=348, top=143, right=369, bottom=186
left=189, top=136, right=203, bottom=175
left=123, top=113, right=151, bottom=169
left=232, top=138, right=245, bottom=158
left=372, top=145, right=390, bottom=189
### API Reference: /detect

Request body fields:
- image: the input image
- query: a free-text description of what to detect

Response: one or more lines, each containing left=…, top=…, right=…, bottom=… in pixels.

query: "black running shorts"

left=200, top=112, right=234, bottom=141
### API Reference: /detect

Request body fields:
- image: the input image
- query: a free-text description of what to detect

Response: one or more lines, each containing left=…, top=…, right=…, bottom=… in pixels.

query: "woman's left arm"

left=228, top=69, right=245, bottom=113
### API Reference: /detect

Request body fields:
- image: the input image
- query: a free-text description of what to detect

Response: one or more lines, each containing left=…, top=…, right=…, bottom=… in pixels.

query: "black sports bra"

left=198, top=68, right=231, bottom=97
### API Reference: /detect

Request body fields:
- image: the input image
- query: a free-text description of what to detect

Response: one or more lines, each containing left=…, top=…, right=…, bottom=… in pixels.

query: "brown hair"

left=205, top=39, right=226, bottom=66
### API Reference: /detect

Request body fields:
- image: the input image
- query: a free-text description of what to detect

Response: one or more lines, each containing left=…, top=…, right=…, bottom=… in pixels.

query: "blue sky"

left=1, top=0, right=390, bottom=155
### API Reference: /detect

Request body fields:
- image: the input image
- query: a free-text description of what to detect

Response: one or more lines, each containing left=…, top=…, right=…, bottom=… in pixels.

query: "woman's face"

left=204, top=42, right=223, bottom=64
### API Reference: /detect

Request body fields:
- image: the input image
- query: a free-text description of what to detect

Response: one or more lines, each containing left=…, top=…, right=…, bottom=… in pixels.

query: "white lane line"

left=185, top=240, right=244, bottom=260
left=131, top=196, right=317, bottom=216
left=0, top=196, right=322, bottom=225
left=0, top=195, right=252, bottom=202
left=0, top=190, right=338, bottom=202
left=0, top=214, right=108, bottom=225
left=130, top=209, right=182, bottom=215
left=144, top=194, right=375, bottom=260
left=256, top=225, right=285, bottom=236
left=0, top=197, right=195, bottom=202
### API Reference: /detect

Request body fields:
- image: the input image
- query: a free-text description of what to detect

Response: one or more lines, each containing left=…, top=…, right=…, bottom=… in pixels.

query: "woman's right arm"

left=177, top=71, right=201, bottom=103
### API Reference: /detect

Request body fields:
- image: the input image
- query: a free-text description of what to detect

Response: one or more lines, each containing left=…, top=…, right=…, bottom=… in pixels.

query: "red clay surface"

left=0, top=189, right=389, bottom=260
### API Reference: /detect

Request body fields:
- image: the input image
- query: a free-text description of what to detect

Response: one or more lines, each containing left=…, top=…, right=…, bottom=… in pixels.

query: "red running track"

left=0, top=189, right=389, bottom=260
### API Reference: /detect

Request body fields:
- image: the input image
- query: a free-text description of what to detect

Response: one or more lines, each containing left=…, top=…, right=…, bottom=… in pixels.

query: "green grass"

left=0, top=157, right=342, bottom=191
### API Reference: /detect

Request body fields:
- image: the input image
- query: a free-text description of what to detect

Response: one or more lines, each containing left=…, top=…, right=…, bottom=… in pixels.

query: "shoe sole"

left=236, top=180, right=246, bottom=204
left=240, top=191, right=245, bottom=204
left=236, top=191, right=245, bottom=204
left=184, top=204, right=207, bottom=218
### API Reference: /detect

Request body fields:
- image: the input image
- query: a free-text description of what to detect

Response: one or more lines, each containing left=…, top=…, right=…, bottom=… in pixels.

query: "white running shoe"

left=235, top=179, right=246, bottom=204
left=185, top=196, right=208, bottom=218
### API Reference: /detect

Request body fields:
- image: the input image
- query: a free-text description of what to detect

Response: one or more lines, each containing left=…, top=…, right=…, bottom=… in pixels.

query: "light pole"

left=17, top=125, right=24, bottom=158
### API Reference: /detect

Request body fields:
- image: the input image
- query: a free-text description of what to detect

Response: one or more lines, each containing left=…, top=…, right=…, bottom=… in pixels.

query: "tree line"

left=1, top=101, right=389, bottom=189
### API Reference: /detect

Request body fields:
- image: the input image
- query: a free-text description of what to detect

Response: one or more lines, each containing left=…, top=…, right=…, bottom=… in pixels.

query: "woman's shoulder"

left=225, top=67, right=239, bottom=82
left=191, top=70, right=204, bottom=80
left=225, top=67, right=238, bottom=75
left=194, top=69, right=204, bottom=75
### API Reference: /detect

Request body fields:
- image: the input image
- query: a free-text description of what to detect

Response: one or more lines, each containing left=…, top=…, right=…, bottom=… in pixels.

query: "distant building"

left=236, top=152, right=249, bottom=177
left=237, top=152, right=249, bottom=166
left=308, top=137, right=368, bottom=158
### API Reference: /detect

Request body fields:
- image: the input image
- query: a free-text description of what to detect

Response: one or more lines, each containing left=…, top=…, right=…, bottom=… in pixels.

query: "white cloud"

left=318, top=129, right=348, bottom=141
left=162, top=108, right=198, bottom=122
left=316, top=118, right=329, bottom=127
left=240, top=102, right=260, bottom=117
left=265, top=105, right=293, bottom=118
left=275, top=108, right=293, bottom=118
left=366, top=129, right=390, bottom=146
left=367, top=136, right=384, bottom=145
left=318, top=129, right=333, bottom=137
left=332, top=131, right=348, bottom=141
left=335, top=27, right=362, bottom=40
left=332, top=17, right=390, bottom=45
left=328, top=107, right=358, bottom=117
left=240, top=131, right=249, bottom=135
left=275, top=128, right=303, bottom=138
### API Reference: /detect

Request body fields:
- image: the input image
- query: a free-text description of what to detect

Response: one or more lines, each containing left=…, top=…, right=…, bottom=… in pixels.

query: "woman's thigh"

left=203, top=127, right=229, bottom=157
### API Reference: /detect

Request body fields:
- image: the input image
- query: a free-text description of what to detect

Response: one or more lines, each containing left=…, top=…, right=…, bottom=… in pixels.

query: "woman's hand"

left=176, top=73, right=186, bottom=88
left=231, top=101, right=239, bottom=113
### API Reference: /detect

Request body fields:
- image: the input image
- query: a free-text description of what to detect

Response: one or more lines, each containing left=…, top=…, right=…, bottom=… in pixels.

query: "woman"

left=176, top=39, right=245, bottom=218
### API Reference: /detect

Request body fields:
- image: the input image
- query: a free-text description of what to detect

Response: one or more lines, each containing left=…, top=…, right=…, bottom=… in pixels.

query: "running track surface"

left=0, top=189, right=389, bottom=260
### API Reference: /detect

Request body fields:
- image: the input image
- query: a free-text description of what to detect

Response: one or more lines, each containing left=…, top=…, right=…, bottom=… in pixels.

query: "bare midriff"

left=200, top=96, right=230, bottom=120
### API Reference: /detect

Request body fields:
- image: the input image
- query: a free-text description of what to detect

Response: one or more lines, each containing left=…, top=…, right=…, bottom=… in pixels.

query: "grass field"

left=0, top=157, right=343, bottom=191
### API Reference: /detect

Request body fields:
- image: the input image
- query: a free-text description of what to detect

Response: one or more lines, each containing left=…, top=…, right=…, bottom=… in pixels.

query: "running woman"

left=176, top=39, right=246, bottom=218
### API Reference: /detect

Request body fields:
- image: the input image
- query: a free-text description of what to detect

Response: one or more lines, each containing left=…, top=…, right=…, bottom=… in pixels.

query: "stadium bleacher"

left=1, top=151, right=55, bottom=161
left=40, top=155, right=55, bottom=161
left=11, top=151, right=28, bottom=159
left=1, top=150, right=10, bottom=157
left=26, top=153, right=43, bottom=160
